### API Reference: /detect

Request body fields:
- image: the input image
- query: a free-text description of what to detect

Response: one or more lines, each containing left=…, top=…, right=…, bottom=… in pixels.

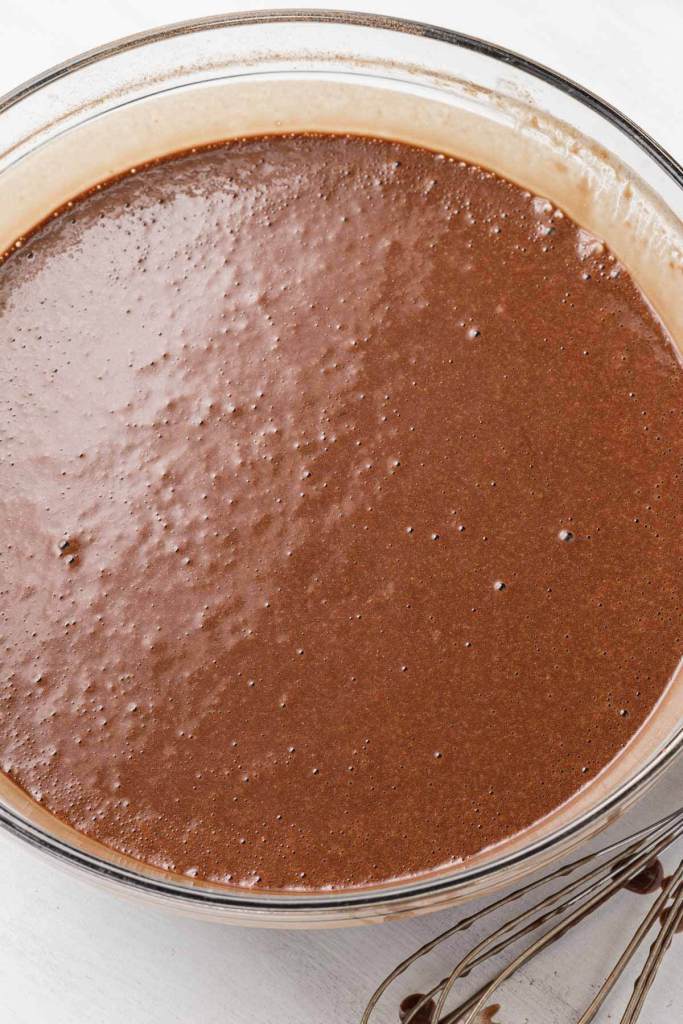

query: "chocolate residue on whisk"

left=624, top=858, right=665, bottom=894
left=658, top=873, right=683, bottom=934
left=0, top=133, right=681, bottom=890
left=478, top=1007, right=502, bottom=1024
left=399, top=993, right=436, bottom=1023
left=658, top=904, right=683, bottom=934
left=397, top=996, right=502, bottom=1024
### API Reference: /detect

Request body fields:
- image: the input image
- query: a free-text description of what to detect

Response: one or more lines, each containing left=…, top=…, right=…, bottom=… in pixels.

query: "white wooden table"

left=1, top=3, right=681, bottom=1021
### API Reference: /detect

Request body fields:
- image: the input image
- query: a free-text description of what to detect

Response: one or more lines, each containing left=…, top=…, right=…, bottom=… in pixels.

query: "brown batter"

left=0, top=134, right=681, bottom=890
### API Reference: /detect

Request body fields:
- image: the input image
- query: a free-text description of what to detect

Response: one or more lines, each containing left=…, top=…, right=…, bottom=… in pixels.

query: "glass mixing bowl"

left=0, top=9, right=681, bottom=927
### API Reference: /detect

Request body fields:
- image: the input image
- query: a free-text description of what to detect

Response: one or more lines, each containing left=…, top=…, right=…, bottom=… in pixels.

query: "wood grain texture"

left=0, top=2, right=681, bottom=1021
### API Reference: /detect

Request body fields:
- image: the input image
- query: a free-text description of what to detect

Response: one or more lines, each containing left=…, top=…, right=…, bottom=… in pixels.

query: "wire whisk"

left=361, top=807, right=683, bottom=1024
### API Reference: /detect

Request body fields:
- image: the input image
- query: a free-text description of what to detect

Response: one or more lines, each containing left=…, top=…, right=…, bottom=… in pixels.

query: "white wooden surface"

left=1, top=3, right=681, bottom=1022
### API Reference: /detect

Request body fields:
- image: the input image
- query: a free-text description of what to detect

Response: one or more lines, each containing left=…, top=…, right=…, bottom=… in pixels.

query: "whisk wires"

left=361, top=807, right=683, bottom=1024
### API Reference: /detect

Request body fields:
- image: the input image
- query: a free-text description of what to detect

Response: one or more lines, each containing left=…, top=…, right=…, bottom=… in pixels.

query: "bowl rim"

left=1, top=6, right=682, bottom=192
left=0, top=7, right=681, bottom=915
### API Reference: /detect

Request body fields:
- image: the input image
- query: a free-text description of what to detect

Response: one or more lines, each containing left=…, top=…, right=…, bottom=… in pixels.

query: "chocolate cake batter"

left=0, top=135, right=681, bottom=890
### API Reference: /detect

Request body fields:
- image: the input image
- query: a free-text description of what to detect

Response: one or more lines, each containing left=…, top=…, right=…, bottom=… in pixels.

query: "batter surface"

left=0, top=135, right=681, bottom=889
